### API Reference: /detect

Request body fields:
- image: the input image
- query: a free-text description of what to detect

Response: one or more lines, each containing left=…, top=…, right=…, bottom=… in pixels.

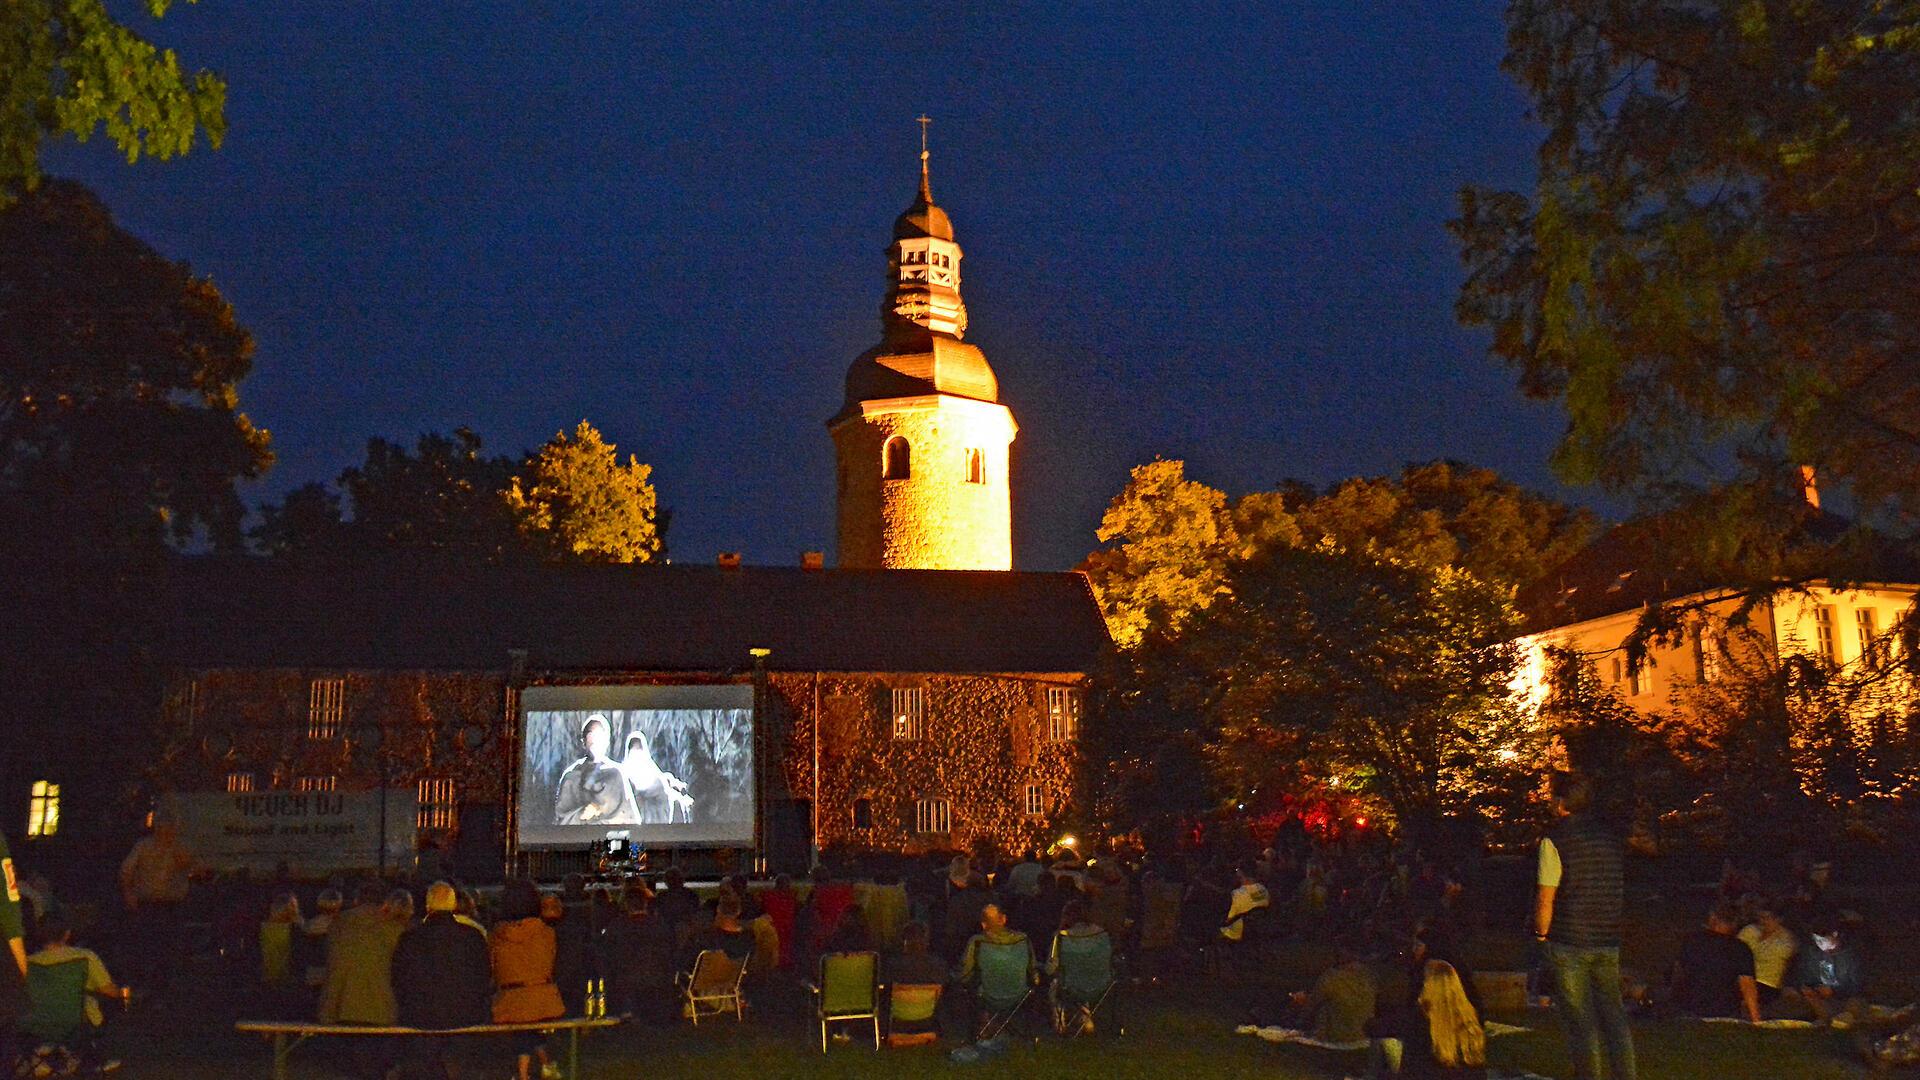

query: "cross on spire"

left=916, top=114, right=933, bottom=202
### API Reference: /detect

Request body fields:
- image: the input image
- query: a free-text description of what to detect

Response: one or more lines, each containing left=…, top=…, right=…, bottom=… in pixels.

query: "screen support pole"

left=749, top=648, right=771, bottom=876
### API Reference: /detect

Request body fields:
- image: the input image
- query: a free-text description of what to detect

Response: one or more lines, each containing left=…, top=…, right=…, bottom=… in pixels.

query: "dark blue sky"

left=53, top=3, right=1575, bottom=571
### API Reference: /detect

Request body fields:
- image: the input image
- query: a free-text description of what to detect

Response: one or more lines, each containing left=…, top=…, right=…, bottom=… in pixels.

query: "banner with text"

left=174, top=791, right=419, bottom=874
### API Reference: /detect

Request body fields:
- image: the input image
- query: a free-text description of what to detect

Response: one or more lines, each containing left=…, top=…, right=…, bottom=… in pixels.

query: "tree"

left=2, top=0, right=226, bottom=201
left=1190, top=544, right=1535, bottom=843
left=1082, top=459, right=1255, bottom=648
left=0, top=179, right=270, bottom=557
left=1454, top=1, right=1920, bottom=542
left=505, top=421, right=665, bottom=564
left=254, top=429, right=520, bottom=562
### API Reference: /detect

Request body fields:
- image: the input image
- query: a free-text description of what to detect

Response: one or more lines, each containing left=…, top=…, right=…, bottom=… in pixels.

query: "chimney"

left=716, top=552, right=742, bottom=569
left=800, top=551, right=825, bottom=571
left=1800, top=465, right=1821, bottom=511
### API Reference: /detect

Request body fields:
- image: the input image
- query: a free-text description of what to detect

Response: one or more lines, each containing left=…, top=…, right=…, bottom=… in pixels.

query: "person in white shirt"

left=1220, top=867, right=1270, bottom=942
left=1737, top=903, right=1796, bottom=1005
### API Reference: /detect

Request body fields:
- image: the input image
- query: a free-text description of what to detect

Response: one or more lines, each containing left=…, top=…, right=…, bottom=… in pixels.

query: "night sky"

left=48, top=3, right=1577, bottom=571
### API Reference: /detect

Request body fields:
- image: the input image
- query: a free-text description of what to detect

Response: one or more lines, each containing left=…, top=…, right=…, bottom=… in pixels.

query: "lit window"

left=295, top=775, right=337, bottom=793
left=1695, top=630, right=1722, bottom=684
left=964, top=448, right=985, bottom=485
left=1815, top=607, right=1838, bottom=663
left=882, top=437, right=911, bottom=481
left=308, top=678, right=345, bottom=739
left=26, top=781, right=59, bottom=838
left=851, top=798, right=873, bottom=831
left=226, top=772, right=256, bottom=793
left=892, top=687, right=926, bottom=740
left=1023, top=784, right=1044, bottom=817
left=914, top=797, right=952, bottom=835
left=1630, top=663, right=1649, bottom=697
left=1857, top=608, right=1879, bottom=667
left=1046, top=687, right=1081, bottom=741
left=417, top=778, right=458, bottom=831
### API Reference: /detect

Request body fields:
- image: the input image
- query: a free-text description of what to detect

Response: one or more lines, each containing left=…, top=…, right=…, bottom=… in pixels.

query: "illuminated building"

left=832, top=125, right=1017, bottom=571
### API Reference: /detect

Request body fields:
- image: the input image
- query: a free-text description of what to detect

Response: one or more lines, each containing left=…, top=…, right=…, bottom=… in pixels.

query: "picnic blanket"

left=1236, top=1021, right=1532, bottom=1051
left=1699, top=1017, right=1818, bottom=1029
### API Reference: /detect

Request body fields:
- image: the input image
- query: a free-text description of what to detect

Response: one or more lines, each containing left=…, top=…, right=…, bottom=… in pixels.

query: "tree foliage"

left=1455, top=0, right=1920, bottom=541
left=0, top=179, right=270, bottom=556
left=1081, top=459, right=1579, bottom=840
left=257, top=423, right=668, bottom=567
left=506, top=421, right=664, bottom=564
left=2, top=0, right=226, bottom=201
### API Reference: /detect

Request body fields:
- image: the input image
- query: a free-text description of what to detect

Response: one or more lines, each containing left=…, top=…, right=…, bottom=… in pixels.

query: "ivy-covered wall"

left=161, top=667, right=1082, bottom=856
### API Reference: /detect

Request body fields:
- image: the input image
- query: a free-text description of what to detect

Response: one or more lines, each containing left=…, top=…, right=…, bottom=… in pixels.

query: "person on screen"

left=620, top=730, right=694, bottom=825
left=553, top=714, right=641, bottom=826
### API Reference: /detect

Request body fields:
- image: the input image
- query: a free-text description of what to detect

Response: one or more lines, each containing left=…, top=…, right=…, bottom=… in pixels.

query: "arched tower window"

left=883, top=436, right=911, bottom=480
left=964, top=448, right=985, bottom=485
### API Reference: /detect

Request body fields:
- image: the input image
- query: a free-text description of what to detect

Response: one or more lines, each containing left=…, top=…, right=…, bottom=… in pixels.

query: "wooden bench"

left=233, top=1016, right=621, bottom=1080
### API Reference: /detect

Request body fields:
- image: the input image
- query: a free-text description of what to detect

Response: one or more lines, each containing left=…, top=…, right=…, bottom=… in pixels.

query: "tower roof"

left=894, top=121, right=955, bottom=240
left=838, top=331, right=998, bottom=420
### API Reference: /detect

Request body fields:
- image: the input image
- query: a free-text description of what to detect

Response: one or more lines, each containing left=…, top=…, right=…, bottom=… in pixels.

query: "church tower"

left=830, top=126, right=1016, bottom=571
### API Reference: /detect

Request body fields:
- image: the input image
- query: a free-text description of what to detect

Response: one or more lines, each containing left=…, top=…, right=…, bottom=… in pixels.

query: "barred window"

left=295, top=775, right=337, bottom=793
left=1046, top=687, right=1081, bottom=741
left=1023, top=783, right=1044, bottom=817
left=892, top=687, right=926, bottom=740
left=914, top=797, right=952, bottom=835
left=26, top=781, right=59, bottom=838
left=226, top=772, right=256, bottom=793
left=417, top=778, right=458, bottom=831
left=308, top=678, right=346, bottom=739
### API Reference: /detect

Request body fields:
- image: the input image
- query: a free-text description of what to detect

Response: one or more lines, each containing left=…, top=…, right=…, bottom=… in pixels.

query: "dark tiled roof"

left=12, top=560, right=1109, bottom=674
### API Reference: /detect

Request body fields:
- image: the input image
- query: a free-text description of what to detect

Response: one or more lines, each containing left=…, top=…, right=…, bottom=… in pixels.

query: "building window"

left=851, top=798, right=873, bottom=831
left=914, top=797, right=952, bottom=835
left=226, top=772, right=256, bottom=794
left=882, top=437, right=911, bottom=480
left=892, top=687, right=926, bottom=740
left=1629, top=662, right=1649, bottom=697
left=1610, top=655, right=1624, bottom=688
left=964, top=448, right=985, bottom=485
left=295, top=775, right=337, bottom=793
left=308, top=677, right=345, bottom=739
left=25, top=781, right=59, bottom=839
left=1857, top=608, right=1879, bottom=667
left=1046, top=687, right=1081, bottom=741
left=1815, top=606, right=1839, bottom=663
left=418, top=778, right=457, bottom=831
left=1695, top=630, right=1722, bottom=684
left=1023, top=784, right=1044, bottom=817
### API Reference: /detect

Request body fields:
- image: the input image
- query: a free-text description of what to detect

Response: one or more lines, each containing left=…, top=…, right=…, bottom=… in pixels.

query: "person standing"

left=1, top=832, right=29, bottom=1074
left=1534, top=772, right=1635, bottom=1080
left=117, top=816, right=196, bottom=991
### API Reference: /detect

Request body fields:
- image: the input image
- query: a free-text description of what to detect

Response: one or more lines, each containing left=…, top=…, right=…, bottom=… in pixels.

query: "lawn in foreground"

left=133, top=990, right=1877, bottom=1080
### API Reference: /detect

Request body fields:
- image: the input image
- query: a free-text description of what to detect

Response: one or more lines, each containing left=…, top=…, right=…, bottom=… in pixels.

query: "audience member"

left=302, top=888, right=345, bottom=990
left=1367, top=959, right=1487, bottom=1080
left=940, top=861, right=992, bottom=962
left=1782, top=916, right=1865, bottom=1024
left=652, top=869, right=700, bottom=942
left=1290, top=941, right=1377, bottom=1044
left=691, top=894, right=755, bottom=966
left=887, top=921, right=949, bottom=987
left=490, top=879, right=565, bottom=1080
left=603, top=886, right=673, bottom=1020
left=1737, top=903, right=1796, bottom=1008
left=759, top=875, right=799, bottom=969
left=1670, top=906, right=1760, bottom=1022
left=1006, top=850, right=1046, bottom=899
left=1220, top=866, right=1270, bottom=942
left=391, top=881, right=490, bottom=1080
left=319, top=883, right=404, bottom=1025
left=805, top=865, right=857, bottom=959
left=0, top=831, right=26, bottom=1076
left=258, top=891, right=301, bottom=989
left=958, top=903, right=1029, bottom=987
left=25, top=910, right=130, bottom=1069
left=1534, top=771, right=1635, bottom=1080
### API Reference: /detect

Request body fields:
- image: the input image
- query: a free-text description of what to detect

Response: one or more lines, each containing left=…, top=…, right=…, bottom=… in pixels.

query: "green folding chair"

left=810, top=951, right=880, bottom=1051
left=972, top=935, right=1035, bottom=1040
left=21, top=957, right=91, bottom=1044
left=886, top=983, right=943, bottom=1047
left=1050, top=928, right=1119, bottom=1036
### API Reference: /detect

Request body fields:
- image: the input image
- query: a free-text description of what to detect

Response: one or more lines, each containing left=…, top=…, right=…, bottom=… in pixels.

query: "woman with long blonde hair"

left=1417, top=959, right=1487, bottom=1075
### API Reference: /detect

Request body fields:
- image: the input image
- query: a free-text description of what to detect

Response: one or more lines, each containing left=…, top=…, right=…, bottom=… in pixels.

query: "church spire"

left=917, top=114, right=933, bottom=203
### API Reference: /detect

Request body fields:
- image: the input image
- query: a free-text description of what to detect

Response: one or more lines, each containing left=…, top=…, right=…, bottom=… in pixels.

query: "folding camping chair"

left=20, top=957, right=92, bottom=1046
left=1049, top=928, right=1120, bottom=1036
left=809, top=951, right=880, bottom=1052
left=886, top=983, right=943, bottom=1047
left=971, top=934, right=1036, bottom=1041
left=677, top=949, right=748, bottom=1024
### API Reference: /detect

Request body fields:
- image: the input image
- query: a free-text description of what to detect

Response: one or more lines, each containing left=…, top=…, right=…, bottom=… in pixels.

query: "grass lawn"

left=119, top=980, right=1880, bottom=1080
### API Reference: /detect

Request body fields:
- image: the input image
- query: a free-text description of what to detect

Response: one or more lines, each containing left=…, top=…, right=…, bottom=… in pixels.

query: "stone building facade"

left=127, top=561, right=1104, bottom=873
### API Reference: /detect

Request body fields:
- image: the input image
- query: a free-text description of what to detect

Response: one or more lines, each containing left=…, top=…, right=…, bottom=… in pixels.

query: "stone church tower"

left=830, top=138, right=1016, bottom=571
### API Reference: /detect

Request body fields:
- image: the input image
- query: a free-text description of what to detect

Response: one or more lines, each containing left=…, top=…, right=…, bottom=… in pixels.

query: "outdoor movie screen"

left=516, top=684, right=756, bottom=849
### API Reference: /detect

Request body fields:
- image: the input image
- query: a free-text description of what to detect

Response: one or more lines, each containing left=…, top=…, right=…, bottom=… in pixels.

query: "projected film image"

left=517, top=686, right=754, bottom=848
